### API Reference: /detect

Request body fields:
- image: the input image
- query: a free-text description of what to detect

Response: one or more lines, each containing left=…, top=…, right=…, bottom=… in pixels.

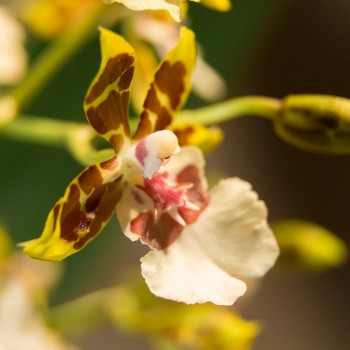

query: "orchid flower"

left=104, top=0, right=231, bottom=22
left=23, top=27, right=279, bottom=305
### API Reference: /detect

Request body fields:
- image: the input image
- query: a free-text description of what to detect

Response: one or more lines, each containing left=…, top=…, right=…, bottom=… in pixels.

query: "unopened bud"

left=275, top=95, right=350, bottom=154
left=272, top=219, right=347, bottom=272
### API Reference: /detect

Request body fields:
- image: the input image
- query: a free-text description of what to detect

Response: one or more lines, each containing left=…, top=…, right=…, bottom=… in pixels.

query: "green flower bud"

left=275, top=95, right=350, bottom=154
left=272, top=219, right=348, bottom=272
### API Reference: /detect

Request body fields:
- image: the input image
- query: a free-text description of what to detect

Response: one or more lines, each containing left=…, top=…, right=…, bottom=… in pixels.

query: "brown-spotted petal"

left=22, top=157, right=123, bottom=261
left=133, top=27, right=196, bottom=139
left=84, top=27, right=136, bottom=154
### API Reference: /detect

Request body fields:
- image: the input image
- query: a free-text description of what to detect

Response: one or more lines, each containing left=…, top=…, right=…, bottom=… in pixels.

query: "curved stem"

left=1, top=96, right=282, bottom=164
left=177, top=96, right=282, bottom=125
left=0, top=115, right=113, bottom=166
left=0, top=115, right=77, bottom=146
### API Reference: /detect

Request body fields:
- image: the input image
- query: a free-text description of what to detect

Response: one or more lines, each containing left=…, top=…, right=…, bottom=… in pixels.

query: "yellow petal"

left=134, top=26, right=196, bottom=139
left=170, top=121, right=223, bottom=154
left=84, top=27, right=136, bottom=154
left=129, top=34, right=159, bottom=114
left=22, top=158, right=122, bottom=261
left=199, top=0, right=231, bottom=12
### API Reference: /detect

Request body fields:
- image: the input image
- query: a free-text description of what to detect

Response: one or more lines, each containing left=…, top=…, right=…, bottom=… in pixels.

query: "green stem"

left=177, top=96, right=282, bottom=125
left=1, top=96, right=282, bottom=164
left=0, top=115, right=77, bottom=146
left=0, top=115, right=113, bottom=165
left=7, top=5, right=106, bottom=111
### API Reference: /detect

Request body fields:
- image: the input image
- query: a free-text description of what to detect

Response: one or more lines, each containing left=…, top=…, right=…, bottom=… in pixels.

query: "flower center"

left=141, top=172, right=197, bottom=225
left=134, top=130, right=180, bottom=179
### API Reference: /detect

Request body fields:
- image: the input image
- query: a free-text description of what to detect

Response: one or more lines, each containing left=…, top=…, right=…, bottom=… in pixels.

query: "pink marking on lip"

left=135, top=138, right=148, bottom=166
left=130, top=165, right=209, bottom=250
left=142, top=172, right=187, bottom=210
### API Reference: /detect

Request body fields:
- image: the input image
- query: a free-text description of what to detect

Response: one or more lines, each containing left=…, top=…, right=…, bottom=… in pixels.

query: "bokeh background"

left=1, top=0, right=350, bottom=349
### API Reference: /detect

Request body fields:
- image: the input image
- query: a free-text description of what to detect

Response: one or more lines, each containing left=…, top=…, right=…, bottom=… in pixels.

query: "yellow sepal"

left=84, top=27, right=136, bottom=153
left=171, top=121, right=223, bottom=154
left=134, top=27, right=197, bottom=139
left=22, top=158, right=122, bottom=261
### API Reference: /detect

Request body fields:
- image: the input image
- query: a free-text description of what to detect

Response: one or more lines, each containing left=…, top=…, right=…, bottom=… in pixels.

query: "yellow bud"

left=275, top=95, right=350, bottom=154
left=272, top=219, right=348, bottom=272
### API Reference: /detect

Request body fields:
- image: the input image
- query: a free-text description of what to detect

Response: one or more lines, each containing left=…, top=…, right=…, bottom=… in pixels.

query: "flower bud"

left=272, top=219, right=347, bottom=272
left=275, top=95, right=350, bottom=154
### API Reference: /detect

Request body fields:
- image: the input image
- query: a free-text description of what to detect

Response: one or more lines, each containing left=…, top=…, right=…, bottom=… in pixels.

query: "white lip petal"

left=141, top=177, right=279, bottom=305
left=141, top=228, right=247, bottom=305
left=198, top=178, right=280, bottom=278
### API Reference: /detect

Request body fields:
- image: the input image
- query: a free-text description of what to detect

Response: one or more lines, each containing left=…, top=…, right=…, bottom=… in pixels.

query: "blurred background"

left=1, top=0, right=350, bottom=349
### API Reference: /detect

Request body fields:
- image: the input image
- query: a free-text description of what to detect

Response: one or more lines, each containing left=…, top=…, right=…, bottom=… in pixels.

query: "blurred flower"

left=104, top=0, right=231, bottom=22
left=23, top=27, right=278, bottom=305
left=17, top=0, right=226, bottom=109
left=276, top=94, right=350, bottom=154
left=106, top=275, right=259, bottom=350
left=272, top=219, right=348, bottom=272
left=0, top=227, right=76, bottom=350
left=0, top=5, right=27, bottom=85
left=19, top=0, right=102, bottom=39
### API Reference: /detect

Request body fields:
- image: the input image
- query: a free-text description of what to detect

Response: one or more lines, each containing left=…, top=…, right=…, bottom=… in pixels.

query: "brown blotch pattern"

left=134, top=112, right=154, bottom=140
left=173, top=126, right=195, bottom=146
left=86, top=54, right=135, bottom=104
left=109, top=134, right=124, bottom=153
left=130, top=211, right=183, bottom=250
left=52, top=204, right=61, bottom=233
left=154, top=61, right=186, bottom=110
left=86, top=90, right=130, bottom=137
left=100, top=156, right=119, bottom=170
left=78, top=165, right=103, bottom=195
left=73, top=180, right=122, bottom=249
left=59, top=178, right=122, bottom=250
left=60, top=184, right=89, bottom=243
left=134, top=60, right=186, bottom=140
left=118, top=66, right=134, bottom=91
